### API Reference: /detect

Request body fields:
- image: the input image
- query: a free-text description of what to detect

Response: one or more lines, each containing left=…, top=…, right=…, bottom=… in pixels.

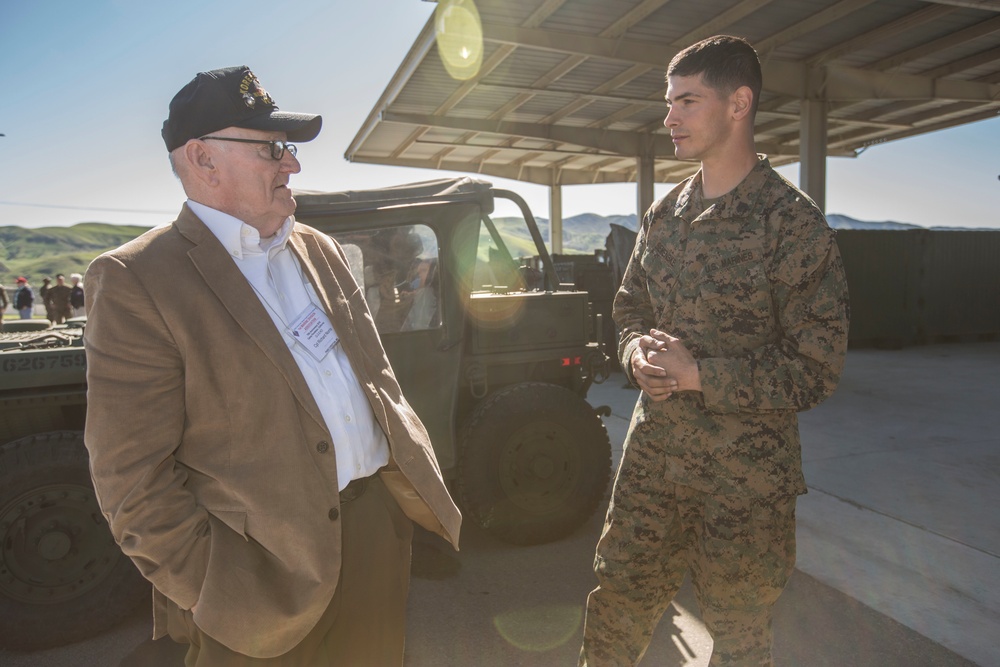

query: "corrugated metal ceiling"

left=347, top=0, right=1000, bottom=189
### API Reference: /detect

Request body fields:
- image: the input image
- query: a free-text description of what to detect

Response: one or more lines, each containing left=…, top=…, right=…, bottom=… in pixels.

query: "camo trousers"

left=580, top=434, right=797, bottom=667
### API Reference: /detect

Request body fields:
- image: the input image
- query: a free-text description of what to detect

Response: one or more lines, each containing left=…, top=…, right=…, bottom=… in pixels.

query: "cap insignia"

left=239, top=71, right=274, bottom=110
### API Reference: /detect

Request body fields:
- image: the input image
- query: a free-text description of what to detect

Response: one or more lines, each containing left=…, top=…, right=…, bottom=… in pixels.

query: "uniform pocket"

left=696, top=262, right=773, bottom=344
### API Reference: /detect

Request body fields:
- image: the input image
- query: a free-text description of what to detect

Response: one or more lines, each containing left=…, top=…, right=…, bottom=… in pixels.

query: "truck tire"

left=0, top=431, right=149, bottom=650
left=457, top=383, right=611, bottom=545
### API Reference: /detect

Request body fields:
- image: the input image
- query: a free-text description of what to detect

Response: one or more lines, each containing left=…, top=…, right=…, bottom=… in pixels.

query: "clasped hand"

left=631, top=329, right=702, bottom=402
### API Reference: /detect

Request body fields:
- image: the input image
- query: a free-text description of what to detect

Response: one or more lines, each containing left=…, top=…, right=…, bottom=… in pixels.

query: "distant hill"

left=0, top=223, right=150, bottom=286
left=492, top=212, right=639, bottom=256
left=826, top=214, right=921, bottom=230
left=826, top=214, right=995, bottom=232
left=1, top=211, right=991, bottom=287
left=491, top=210, right=970, bottom=254
left=0, top=214, right=635, bottom=286
left=502, top=212, right=957, bottom=251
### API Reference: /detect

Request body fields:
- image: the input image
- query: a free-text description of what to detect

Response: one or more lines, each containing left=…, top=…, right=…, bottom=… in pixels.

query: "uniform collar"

left=674, top=154, right=772, bottom=222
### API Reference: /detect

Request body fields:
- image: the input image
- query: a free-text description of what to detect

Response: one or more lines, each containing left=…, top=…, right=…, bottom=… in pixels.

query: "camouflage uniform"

left=582, top=157, right=849, bottom=666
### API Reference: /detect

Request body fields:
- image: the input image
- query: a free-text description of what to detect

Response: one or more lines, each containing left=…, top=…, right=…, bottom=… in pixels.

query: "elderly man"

left=84, top=65, right=460, bottom=666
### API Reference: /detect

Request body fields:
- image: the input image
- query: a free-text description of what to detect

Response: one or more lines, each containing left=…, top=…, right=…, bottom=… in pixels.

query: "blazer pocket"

left=379, top=469, right=448, bottom=542
left=208, top=508, right=248, bottom=541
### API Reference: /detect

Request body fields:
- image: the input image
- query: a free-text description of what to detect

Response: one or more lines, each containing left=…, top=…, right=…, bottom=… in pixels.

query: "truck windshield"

left=473, top=212, right=542, bottom=292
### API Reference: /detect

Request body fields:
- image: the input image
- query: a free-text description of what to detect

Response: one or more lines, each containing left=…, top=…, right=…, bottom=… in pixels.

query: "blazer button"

left=316, top=440, right=329, bottom=453
left=328, top=507, right=339, bottom=521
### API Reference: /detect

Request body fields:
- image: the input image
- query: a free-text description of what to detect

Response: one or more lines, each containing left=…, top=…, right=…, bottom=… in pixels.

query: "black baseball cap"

left=161, top=66, right=322, bottom=152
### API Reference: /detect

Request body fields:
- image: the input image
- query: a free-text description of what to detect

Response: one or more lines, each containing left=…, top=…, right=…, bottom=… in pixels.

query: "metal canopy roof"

left=347, top=0, right=1000, bottom=221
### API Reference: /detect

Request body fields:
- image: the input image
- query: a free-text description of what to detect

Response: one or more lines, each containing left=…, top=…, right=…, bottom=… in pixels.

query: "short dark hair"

left=667, top=35, right=762, bottom=116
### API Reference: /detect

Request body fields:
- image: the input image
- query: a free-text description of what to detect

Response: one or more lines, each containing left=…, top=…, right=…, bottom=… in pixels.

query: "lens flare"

left=435, top=0, right=484, bottom=81
left=493, top=604, right=583, bottom=652
left=468, top=292, right=528, bottom=330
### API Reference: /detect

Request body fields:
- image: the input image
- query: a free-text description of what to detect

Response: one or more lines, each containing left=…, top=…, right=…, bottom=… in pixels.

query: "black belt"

left=339, top=473, right=375, bottom=504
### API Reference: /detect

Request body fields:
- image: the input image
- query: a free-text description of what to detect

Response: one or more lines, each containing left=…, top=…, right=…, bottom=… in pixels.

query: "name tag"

left=288, top=304, right=338, bottom=362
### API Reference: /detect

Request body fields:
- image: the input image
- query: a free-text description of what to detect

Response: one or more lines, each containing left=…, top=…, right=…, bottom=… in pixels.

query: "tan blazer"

left=84, top=205, right=460, bottom=659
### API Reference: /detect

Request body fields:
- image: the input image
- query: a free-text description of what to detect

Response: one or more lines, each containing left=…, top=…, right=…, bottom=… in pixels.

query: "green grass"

left=0, top=222, right=149, bottom=285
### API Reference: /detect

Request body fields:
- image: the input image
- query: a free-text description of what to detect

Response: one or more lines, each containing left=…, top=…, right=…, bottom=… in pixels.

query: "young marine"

left=580, top=35, right=850, bottom=666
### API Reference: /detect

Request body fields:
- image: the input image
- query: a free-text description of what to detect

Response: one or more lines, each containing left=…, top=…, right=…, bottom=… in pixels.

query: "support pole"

left=800, top=95, right=828, bottom=212
left=549, top=183, right=563, bottom=255
left=637, top=138, right=655, bottom=220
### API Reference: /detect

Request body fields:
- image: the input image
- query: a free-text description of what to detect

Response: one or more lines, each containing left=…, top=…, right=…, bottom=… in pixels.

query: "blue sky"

left=2, top=0, right=998, bottom=230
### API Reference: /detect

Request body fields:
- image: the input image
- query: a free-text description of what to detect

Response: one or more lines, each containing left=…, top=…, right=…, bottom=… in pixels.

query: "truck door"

left=328, top=224, right=463, bottom=474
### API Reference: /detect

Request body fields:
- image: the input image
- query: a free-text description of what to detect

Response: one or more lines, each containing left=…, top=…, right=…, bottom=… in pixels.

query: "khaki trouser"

left=166, top=475, right=414, bottom=666
left=581, top=436, right=797, bottom=667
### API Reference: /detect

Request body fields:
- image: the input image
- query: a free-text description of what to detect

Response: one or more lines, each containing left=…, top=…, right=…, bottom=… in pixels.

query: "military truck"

left=0, top=322, right=149, bottom=651
left=0, top=176, right=612, bottom=650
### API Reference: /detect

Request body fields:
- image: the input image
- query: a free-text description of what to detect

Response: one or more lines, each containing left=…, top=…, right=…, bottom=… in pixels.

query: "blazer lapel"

left=287, top=231, right=360, bottom=357
left=288, top=230, right=385, bottom=422
left=175, top=209, right=327, bottom=430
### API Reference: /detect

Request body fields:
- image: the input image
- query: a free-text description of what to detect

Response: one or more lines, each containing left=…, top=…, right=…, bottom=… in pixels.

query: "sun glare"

left=434, top=0, right=484, bottom=81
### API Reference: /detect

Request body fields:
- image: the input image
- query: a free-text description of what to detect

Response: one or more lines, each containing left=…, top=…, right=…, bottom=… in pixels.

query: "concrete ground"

left=793, top=341, right=999, bottom=667
left=3, top=342, right=996, bottom=666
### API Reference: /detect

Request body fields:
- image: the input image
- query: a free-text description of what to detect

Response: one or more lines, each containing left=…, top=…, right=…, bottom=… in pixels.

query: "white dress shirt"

left=188, top=200, right=389, bottom=491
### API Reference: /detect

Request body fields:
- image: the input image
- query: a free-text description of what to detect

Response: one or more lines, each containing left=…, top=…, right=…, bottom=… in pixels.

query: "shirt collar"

left=186, top=199, right=293, bottom=260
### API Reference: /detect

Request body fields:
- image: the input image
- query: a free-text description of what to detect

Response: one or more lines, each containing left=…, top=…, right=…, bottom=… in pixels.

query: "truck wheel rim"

left=0, top=483, right=121, bottom=605
left=498, top=421, right=579, bottom=514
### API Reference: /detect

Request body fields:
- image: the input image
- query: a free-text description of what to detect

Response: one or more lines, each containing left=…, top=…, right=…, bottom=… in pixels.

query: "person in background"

left=0, top=280, right=8, bottom=330
left=84, top=65, right=460, bottom=666
left=580, top=35, right=849, bottom=667
left=69, top=273, right=86, bottom=318
left=366, top=227, right=423, bottom=333
left=401, top=258, right=439, bottom=331
left=39, top=277, right=53, bottom=322
left=14, top=277, right=34, bottom=320
left=46, top=273, right=73, bottom=324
